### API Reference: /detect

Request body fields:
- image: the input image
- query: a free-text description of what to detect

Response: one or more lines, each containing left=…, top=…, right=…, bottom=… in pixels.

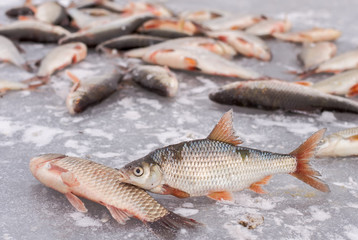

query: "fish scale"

left=151, top=139, right=296, bottom=196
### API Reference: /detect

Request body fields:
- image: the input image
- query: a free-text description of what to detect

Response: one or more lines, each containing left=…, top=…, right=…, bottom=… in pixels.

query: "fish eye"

left=133, top=167, right=144, bottom=177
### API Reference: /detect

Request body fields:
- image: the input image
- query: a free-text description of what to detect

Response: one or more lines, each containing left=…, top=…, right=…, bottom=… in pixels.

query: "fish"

left=312, top=69, right=358, bottom=97
left=30, top=154, right=200, bottom=239
left=273, top=28, right=341, bottom=43
left=0, top=80, right=29, bottom=95
left=125, top=37, right=236, bottom=59
left=65, top=66, right=123, bottom=114
left=130, top=65, right=179, bottom=97
left=298, top=42, right=337, bottom=70
left=0, top=20, right=70, bottom=43
left=245, top=18, right=291, bottom=37
left=317, top=127, right=358, bottom=158
left=117, top=110, right=330, bottom=201
left=25, top=42, right=87, bottom=84
left=0, top=35, right=31, bottom=71
left=142, top=46, right=262, bottom=79
left=75, top=0, right=124, bottom=14
left=5, top=6, right=34, bottom=18
left=209, top=79, right=358, bottom=113
left=179, top=10, right=225, bottom=22
left=297, top=49, right=358, bottom=78
left=96, top=34, right=167, bottom=51
left=206, top=30, right=271, bottom=61
left=203, top=14, right=265, bottom=31
left=122, top=1, right=173, bottom=17
left=34, top=1, right=68, bottom=25
left=59, top=13, right=154, bottom=47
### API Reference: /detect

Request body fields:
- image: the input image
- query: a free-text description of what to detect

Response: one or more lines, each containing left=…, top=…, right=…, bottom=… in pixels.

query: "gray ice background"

left=1, top=0, right=358, bottom=239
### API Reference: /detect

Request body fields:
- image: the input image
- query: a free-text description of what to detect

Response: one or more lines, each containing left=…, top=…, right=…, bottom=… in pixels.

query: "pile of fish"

left=2, top=0, right=357, bottom=115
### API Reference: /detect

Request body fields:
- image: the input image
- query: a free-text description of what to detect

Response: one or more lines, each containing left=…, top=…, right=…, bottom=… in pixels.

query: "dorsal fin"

left=207, top=109, right=243, bottom=145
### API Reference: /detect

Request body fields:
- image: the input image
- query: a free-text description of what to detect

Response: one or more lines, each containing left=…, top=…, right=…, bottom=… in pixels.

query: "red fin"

left=348, top=135, right=358, bottom=141
left=66, top=70, right=81, bottom=92
left=48, top=163, right=68, bottom=174
left=72, top=54, right=77, bottom=63
left=289, top=129, right=330, bottom=192
left=18, top=15, right=32, bottom=21
left=207, top=109, right=243, bottom=145
left=207, top=191, right=233, bottom=201
left=184, top=57, right=198, bottom=70
left=294, top=81, right=313, bottom=87
left=106, top=205, right=131, bottom=224
left=218, top=35, right=228, bottom=42
left=347, top=83, right=358, bottom=97
left=61, top=172, right=80, bottom=187
left=249, top=175, right=272, bottom=194
left=237, top=37, right=249, bottom=45
left=65, top=192, right=87, bottom=212
left=162, top=184, right=190, bottom=198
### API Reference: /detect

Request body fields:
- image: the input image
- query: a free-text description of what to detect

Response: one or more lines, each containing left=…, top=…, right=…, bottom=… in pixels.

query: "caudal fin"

left=145, top=212, right=202, bottom=240
left=289, top=129, right=330, bottom=192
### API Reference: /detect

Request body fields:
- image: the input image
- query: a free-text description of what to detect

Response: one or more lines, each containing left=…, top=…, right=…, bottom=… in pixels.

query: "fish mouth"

left=117, top=169, right=129, bottom=181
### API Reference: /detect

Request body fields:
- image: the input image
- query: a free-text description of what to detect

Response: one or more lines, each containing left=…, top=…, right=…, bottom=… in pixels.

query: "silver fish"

left=0, top=20, right=70, bottom=43
left=121, top=1, right=173, bottom=17
left=130, top=65, right=178, bottom=97
left=312, top=69, right=358, bottom=97
left=76, top=0, right=124, bottom=13
left=0, top=80, right=28, bottom=95
left=245, top=18, right=291, bottom=37
left=35, top=1, right=68, bottom=25
left=203, top=14, right=265, bottom=31
left=317, top=127, right=358, bottom=157
left=0, top=35, right=31, bottom=71
left=118, top=110, right=329, bottom=201
left=59, top=13, right=154, bottom=47
left=209, top=79, right=358, bottom=113
left=66, top=66, right=123, bottom=114
left=298, top=42, right=337, bottom=70
left=179, top=9, right=226, bottom=22
left=273, top=28, right=341, bottom=43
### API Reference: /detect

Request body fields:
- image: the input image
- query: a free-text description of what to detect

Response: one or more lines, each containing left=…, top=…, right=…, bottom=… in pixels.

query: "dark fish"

left=0, top=35, right=31, bottom=71
left=118, top=110, right=329, bottom=201
left=0, top=20, right=70, bottom=43
left=209, top=79, right=358, bottom=113
left=59, top=13, right=154, bottom=47
left=139, top=29, right=192, bottom=39
left=130, top=65, right=178, bottom=97
left=65, top=67, right=124, bottom=114
left=96, top=34, right=166, bottom=51
left=5, top=6, right=34, bottom=18
left=75, top=0, right=124, bottom=14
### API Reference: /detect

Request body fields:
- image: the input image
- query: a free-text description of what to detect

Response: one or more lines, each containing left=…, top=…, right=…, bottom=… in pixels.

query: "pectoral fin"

left=348, top=135, right=358, bottom=141
left=249, top=175, right=272, bottom=194
left=207, top=191, right=233, bottom=201
left=162, top=184, right=190, bottom=198
left=184, top=57, right=198, bottom=70
left=347, top=83, right=358, bottom=97
left=61, top=172, right=80, bottom=187
left=65, top=192, right=87, bottom=212
left=106, top=205, right=132, bottom=224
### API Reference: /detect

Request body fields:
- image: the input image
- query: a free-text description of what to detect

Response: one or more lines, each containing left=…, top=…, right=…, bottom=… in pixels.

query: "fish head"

left=118, top=157, right=163, bottom=192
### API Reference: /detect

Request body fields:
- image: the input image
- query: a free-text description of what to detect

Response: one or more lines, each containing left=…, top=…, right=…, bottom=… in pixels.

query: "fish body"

left=203, top=14, right=264, bottom=31
left=35, top=1, right=68, bottom=25
left=312, top=69, right=358, bottom=97
left=206, top=30, right=271, bottom=61
left=317, top=127, right=358, bottom=157
left=273, top=28, right=341, bottom=43
left=66, top=67, right=123, bottom=114
left=179, top=10, right=225, bottom=22
left=5, top=6, right=34, bottom=18
left=0, top=35, right=30, bottom=71
left=67, top=8, right=120, bottom=29
left=130, top=65, right=178, bottom=97
left=209, top=79, right=358, bottom=113
left=245, top=18, right=291, bottom=36
left=118, top=110, right=329, bottom=201
left=142, top=46, right=261, bottom=79
left=76, top=0, right=124, bottom=13
left=313, top=50, right=358, bottom=74
left=0, top=80, right=28, bottom=94
left=30, top=154, right=199, bottom=238
left=122, top=2, right=173, bottom=17
left=0, top=20, right=70, bottom=43
left=138, top=19, right=200, bottom=37
left=97, top=34, right=166, bottom=51
left=59, top=13, right=154, bottom=46
left=298, top=42, right=337, bottom=70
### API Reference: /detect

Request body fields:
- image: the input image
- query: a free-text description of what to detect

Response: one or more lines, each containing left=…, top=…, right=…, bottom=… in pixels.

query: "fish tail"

left=145, top=212, right=202, bottom=240
left=21, top=63, right=33, bottom=72
left=289, top=129, right=330, bottom=192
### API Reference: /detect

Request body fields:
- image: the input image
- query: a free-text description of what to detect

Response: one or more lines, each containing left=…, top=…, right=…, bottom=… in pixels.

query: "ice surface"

left=0, top=0, right=358, bottom=240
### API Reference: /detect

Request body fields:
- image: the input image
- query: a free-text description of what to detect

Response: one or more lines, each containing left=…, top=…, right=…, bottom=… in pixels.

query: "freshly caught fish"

left=34, top=1, right=68, bottom=25
left=96, top=34, right=167, bottom=51
left=179, top=10, right=225, bottom=22
left=0, top=80, right=28, bottom=94
left=125, top=37, right=237, bottom=59
left=273, top=28, right=341, bottom=43
left=122, top=1, right=173, bottom=17
left=118, top=110, right=329, bottom=201
left=298, top=42, right=337, bottom=70
left=0, top=20, right=70, bottom=43
left=203, top=14, right=265, bottom=31
left=206, top=30, right=271, bottom=61
left=209, top=79, right=358, bottom=113
left=30, top=154, right=200, bottom=238
left=142, top=46, right=261, bottom=79
left=312, top=69, right=358, bottom=97
left=298, top=49, right=358, bottom=78
left=59, top=13, right=154, bottom=47
left=130, top=65, right=178, bottom=97
left=26, top=42, right=87, bottom=84
left=0, top=35, right=31, bottom=71
left=75, top=0, right=124, bottom=14
left=67, top=8, right=120, bottom=30
left=5, top=6, right=34, bottom=18
left=245, top=18, right=291, bottom=37
left=317, top=127, right=358, bottom=157
left=65, top=67, right=123, bottom=114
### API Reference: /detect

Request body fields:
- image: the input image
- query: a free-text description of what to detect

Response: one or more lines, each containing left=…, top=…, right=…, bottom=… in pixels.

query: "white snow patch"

left=285, top=224, right=316, bottom=240
left=223, top=222, right=258, bottom=240
left=182, top=202, right=194, bottom=208
left=153, top=128, right=184, bottom=145
left=137, top=98, right=162, bottom=110
left=347, top=202, right=358, bottom=209
left=92, top=152, right=123, bottom=158
left=317, top=112, right=336, bottom=122
left=64, top=140, right=90, bottom=154
left=235, top=193, right=276, bottom=210
left=22, top=125, right=63, bottom=147
left=283, top=207, right=303, bottom=216
left=309, top=206, right=331, bottom=221
left=333, top=177, right=358, bottom=190
left=254, top=118, right=318, bottom=136
left=70, top=212, right=102, bottom=227
left=344, top=225, right=358, bottom=240
left=0, top=120, right=24, bottom=137
left=123, top=110, right=141, bottom=120
left=174, top=208, right=199, bottom=217
left=84, top=128, right=113, bottom=140
left=117, top=97, right=135, bottom=109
